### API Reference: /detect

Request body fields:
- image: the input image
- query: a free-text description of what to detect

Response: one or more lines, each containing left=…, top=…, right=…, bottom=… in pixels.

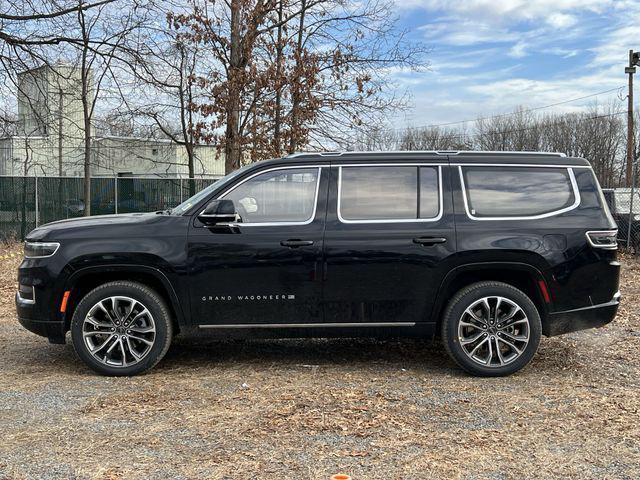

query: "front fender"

left=62, top=263, right=187, bottom=327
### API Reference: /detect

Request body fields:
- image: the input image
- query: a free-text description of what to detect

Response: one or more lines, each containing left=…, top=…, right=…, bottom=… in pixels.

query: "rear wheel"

left=441, top=281, right=542, bottom=377
left=70, top=281, right=173, bottom=376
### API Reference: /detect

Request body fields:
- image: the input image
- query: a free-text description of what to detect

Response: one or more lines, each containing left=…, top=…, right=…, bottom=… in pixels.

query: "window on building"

left=222, top=167, right=319, bottom=223
left=461, top=166, right=575, bottom=218
left=339, top=165, right=440, bottom=221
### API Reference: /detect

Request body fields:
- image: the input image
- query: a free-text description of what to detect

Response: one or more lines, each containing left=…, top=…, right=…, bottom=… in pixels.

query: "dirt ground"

left=0, top=245, right=638, bottom=480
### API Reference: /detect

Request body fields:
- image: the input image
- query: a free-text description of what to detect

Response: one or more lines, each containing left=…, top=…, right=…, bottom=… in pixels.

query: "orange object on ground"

left=330, top=475, right=351, bottom=480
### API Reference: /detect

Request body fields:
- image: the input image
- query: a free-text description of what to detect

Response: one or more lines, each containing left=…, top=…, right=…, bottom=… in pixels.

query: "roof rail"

left=286, top=151, right=343, bottom=158
left=286, top=150, right=567, bottom=157
left=439, top=150, right=567, bottom=157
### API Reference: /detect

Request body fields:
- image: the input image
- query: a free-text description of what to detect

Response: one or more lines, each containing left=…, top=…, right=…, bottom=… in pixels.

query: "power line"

left=392, top=86, right=625, bottom=133
left=423, top=110, right=626, bottom=142
left=357, top=110, right=628, bottom=145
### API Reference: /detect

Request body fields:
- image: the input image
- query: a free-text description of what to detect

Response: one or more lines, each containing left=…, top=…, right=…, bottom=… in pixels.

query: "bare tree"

left=168, top=0, right=427, bottom=172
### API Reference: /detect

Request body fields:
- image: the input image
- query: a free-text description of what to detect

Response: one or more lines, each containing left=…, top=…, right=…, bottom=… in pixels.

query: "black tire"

left=70, top=281, right=173, bottom=376
left=441, top=281, right=542, bottom=377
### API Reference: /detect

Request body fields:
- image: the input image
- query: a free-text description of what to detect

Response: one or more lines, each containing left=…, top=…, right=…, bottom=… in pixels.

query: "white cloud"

left=590, top=25, right=639, bottom=67
left=546, top=13, right=578, bottom=28
left=508, top=42, right=528, bottom=58
left=397, top=0, right=611, bottom=21
left=388, top=0, right=635, bottom=129
left=419, top=18, right=518, bottom=46
left=399, top=0, right=610, bottom=43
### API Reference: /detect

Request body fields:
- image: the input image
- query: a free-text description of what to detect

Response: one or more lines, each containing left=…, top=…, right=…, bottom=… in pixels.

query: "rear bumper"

left=544, top=291, right=620, bottom=337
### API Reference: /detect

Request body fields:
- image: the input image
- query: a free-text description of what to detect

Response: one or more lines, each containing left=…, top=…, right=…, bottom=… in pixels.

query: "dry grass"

left=0, top=245, right=638, bottom=479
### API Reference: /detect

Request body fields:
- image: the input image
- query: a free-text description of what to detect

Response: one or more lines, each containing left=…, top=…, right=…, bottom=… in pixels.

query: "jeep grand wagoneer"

left=16, top=151, right=620, bottom=376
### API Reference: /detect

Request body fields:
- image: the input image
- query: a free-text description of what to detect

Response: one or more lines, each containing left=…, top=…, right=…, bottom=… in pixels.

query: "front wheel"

left=70, top=281, right=173, bottom=376
left=441, top=281, right=542, bottom=377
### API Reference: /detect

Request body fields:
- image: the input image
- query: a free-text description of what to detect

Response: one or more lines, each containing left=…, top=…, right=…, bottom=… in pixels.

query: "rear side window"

left=461, top=166, right=577, bottom=218
left=339, top=165, right=440, bottom=222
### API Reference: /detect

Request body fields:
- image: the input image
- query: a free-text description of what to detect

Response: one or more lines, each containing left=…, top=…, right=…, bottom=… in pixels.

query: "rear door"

left=322, top=158, right=456, bottom=326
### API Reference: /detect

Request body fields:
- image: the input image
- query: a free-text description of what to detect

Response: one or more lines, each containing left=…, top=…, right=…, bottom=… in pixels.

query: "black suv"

left=16, top=151, right=621, bottom=377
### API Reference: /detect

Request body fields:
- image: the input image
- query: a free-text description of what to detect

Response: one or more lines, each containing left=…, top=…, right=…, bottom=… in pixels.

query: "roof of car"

left=281, top=150, right=591, bottom=167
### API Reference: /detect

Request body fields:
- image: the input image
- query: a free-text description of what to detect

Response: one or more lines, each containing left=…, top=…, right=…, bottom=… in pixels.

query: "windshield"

left=170, top=163, right=255, bottom=215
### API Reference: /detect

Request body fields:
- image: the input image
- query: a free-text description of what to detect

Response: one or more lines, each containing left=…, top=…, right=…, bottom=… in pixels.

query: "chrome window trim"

left=336, top=164, right=444, bottom=224
left=458, top=165, right=581, bottom=221
left=199, top=322, right=416, bottom=329
left=213, top=165, right=324, bottom=227
left=451, top=162, right=591, bottom=168
left=24, top=241, right=60, bottom=259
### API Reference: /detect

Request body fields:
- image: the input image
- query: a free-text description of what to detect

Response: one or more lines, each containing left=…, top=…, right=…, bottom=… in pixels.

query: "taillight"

left=586, top=230, right=618, bottom=250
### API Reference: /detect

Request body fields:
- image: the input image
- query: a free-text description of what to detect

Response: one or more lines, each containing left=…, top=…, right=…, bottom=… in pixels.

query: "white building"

left=0, top=64, right=224, bottom=178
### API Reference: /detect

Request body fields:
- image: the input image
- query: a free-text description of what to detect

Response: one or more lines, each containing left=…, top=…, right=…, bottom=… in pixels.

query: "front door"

left=323, top=160, right=456, bottom=326
left=188, top=165, right=328, bottom=326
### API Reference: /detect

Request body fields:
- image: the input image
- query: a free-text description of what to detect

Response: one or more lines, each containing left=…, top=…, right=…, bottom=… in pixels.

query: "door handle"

left=413, top=236, right=447, bottom=246
left=280, top=239, right=314, bottom=248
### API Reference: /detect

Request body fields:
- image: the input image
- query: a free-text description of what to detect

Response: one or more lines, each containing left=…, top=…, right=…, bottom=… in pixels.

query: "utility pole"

left=58, top=87, right=64, bottom=177
left=626, top=50, right=640, bottom=249
left=626, top=50, right=639, bottom=186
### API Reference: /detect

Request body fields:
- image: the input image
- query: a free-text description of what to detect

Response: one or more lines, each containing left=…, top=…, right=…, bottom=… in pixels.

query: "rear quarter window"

left=460, top=166, right=577, bottom=218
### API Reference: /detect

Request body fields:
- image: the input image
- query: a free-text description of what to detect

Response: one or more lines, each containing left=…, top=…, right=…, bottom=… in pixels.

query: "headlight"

left=24, top=241, right=60, bottom=258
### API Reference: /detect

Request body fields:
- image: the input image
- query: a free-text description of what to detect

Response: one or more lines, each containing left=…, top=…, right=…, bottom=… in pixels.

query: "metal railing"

left=0, top=175, right=218, bottom=240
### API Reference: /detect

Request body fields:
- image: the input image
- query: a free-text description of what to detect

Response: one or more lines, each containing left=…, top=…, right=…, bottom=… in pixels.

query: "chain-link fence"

left=0, top=176, right=217, bottom=240
left=601, top=187, right=640, bottom=253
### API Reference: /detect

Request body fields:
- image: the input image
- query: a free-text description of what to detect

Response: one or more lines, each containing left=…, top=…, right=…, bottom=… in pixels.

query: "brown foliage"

left=168, top=0, right=427, bottom=172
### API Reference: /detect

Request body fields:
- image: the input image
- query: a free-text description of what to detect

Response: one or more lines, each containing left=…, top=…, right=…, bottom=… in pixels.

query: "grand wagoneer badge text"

left=202, top=294, right=296, bottom=302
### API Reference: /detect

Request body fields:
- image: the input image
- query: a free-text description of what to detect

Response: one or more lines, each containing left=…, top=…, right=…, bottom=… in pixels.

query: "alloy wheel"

left=457, top=296, right=530, bottom=367
left=82, top=296, right=156, bottom=367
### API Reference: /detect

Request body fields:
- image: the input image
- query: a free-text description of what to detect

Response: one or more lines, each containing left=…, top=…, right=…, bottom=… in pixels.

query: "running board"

left=198, top=322, right=416, bottom=329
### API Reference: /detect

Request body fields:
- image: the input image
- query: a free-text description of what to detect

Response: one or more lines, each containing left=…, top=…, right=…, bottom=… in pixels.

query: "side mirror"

left=198, top=199, right=239, bottom=225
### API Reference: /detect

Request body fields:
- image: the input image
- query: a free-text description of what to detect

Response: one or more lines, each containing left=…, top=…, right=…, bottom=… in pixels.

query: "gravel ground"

left=0, top=246, right=639, bottom=479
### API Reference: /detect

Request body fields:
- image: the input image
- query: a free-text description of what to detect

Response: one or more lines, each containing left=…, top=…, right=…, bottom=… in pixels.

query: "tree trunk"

left=82, top=77, right=91, bottom=216
left=186, top=142, right=196, bottom=196
left=225, top=0, right=243, bottom=174
left=79, top=6, right=92, bottom=216
left=288, top=0, right=306, bottom=154
left=273, top=0, right=284, bottom=156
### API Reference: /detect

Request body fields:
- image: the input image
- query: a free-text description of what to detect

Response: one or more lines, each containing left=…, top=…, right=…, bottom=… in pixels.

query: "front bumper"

left=16, top=292, right=66, bottom=344
left=544, top=291, right=621, bottom=337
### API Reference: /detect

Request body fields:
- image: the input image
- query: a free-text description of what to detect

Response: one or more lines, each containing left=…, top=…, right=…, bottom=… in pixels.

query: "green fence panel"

left=0, top=176, right=36, bottom=241
left=1, top=176, right=219, bottom=240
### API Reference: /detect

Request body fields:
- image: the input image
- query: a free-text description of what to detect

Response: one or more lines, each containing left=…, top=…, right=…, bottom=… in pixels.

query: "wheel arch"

left=62, top=265, right=185, bottom=332
left=432, top=262, right=551, bottom=330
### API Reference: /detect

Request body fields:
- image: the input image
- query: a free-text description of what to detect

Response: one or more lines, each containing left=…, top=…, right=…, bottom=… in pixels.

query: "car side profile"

left=16, top=151, right=621, bottom=376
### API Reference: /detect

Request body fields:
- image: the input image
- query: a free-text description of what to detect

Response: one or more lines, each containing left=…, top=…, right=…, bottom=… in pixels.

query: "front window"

left=221, top=167, right=320, bottom=224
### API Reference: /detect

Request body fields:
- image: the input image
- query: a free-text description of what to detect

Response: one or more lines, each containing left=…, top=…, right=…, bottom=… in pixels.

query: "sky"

left=390, top=0, right=639, bottom=129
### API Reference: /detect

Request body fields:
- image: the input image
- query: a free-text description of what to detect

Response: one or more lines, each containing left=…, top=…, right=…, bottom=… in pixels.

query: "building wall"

left=2, top=64, right=224, bottom=178
left=92, top=137, right=224, bottom=177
